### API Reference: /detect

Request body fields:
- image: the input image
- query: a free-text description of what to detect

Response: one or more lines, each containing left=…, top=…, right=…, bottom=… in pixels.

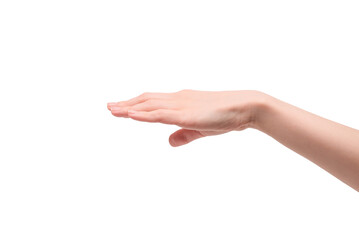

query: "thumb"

left=169, top=129, right=205, bottom=147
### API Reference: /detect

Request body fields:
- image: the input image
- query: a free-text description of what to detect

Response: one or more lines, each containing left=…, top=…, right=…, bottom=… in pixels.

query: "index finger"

left=107, top=92, right=172, bottom=110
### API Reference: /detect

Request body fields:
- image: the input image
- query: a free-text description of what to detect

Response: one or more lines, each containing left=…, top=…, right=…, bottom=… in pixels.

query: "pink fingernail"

left=111, top=106, right=122, bottom=114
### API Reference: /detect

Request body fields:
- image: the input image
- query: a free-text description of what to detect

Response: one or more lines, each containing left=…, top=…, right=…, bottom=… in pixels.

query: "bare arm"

left=253, top=93, right=359, bottom=191
left=107, top=89, right=359, bottom=191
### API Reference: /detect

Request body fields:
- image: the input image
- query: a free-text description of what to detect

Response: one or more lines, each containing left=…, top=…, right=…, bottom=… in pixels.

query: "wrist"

left=246, top=91, right=274, bottom=130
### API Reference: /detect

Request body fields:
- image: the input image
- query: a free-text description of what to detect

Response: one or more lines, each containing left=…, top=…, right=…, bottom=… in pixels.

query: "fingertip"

left=107, top=102, right=117, bottom=110
left=110, top=110, right=119, bottom=117
left=169, top=136, right=178, bottom=147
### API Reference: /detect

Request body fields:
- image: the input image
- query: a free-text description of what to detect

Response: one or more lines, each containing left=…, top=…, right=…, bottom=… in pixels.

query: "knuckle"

left=178, top=89, right=193, bottom=94
left=146, top=99, right=155, bottom=105
left=175, top=89, right=189, bottom=96
left=178, top=112, right=193, bottom=126
left=175, top=114, right=185, bottom=126
left=140, top=92, right=150, bottom=99
left=153, top=110, right=164, bottom=121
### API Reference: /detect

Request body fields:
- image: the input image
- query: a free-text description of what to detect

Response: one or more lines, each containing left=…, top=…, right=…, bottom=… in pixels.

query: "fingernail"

left=111, top=106, right=122, bottom=114
left=107, top=102, right=117, bottom=110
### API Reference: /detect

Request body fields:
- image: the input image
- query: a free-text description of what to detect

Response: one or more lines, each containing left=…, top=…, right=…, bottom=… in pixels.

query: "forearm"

left=250, top=93, right=359, bottom=191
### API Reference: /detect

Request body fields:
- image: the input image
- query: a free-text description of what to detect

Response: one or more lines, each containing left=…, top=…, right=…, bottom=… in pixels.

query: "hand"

left=107, top=89, right=263, bottom=147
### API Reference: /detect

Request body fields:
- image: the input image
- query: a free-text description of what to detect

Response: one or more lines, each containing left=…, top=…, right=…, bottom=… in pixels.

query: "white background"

left=1, top=1, right=358, bottom=239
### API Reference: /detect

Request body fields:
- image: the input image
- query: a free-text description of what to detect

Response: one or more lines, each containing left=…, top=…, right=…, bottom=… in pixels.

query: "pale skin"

left=107, top=89, right=359, bottom=191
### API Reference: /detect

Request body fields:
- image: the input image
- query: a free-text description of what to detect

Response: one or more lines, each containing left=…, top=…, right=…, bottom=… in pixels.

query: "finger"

left=168, top=129, right=205, bottom=147
left=110, top=99, right=174, bottom=117
left=110, top=106, right=131, bottom=117
left=110, top=92, right=172, bottom=109
left=127, top=109, right=180, bottom=125
left=107, top=102, right=117, bottom=110
left=130, top=99, right=174, bottom=112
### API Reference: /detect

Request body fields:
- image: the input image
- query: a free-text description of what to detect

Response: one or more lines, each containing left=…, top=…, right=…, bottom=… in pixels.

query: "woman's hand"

left=107, top=89, right=359, bottom=190
left=107, top=89, right=264, bottom=147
